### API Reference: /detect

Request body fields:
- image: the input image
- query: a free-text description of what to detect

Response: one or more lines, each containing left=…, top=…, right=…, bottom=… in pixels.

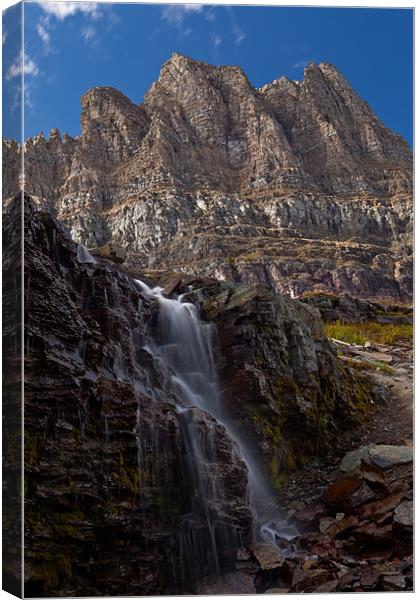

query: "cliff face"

left=20, top=195, right=375, bottom=596
left=23, top=196, right=252, bottom=596
left=4, top=54, right=412, bottom=300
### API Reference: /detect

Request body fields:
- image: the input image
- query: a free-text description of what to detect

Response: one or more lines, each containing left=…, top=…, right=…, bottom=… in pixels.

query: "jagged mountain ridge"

left=3, top=53, right=413, bottom=300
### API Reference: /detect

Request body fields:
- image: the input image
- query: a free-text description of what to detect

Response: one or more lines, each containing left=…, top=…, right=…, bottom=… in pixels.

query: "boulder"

left=382, top=575, right=407, bottom=591
left=368, top=445, right=413, bottom=470
left=393, top=500, right=413, bottom=529
left=90, top=242, right=127, bottom=264
left=250, top=543, right=285, bottom=570
left=340, top=446, right=370, bottom=473
left=162, top=276, right=183, bottom=298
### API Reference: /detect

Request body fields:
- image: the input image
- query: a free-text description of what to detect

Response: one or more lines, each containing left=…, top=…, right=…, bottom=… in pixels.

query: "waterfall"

left=135, top=280, right=295, bottom=585
left=76, top=243, right=96, bottom=264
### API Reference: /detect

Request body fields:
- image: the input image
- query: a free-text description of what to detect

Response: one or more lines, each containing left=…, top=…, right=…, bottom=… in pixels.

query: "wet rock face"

left=21, top=195, right=379, bottom=596
left=4, top=54, right=412, bottom=301
left=23, top=197, right=252, bottom=597
left=191, top=280, right=375, bottom=487
left=2, top=194, right=23, bottom=595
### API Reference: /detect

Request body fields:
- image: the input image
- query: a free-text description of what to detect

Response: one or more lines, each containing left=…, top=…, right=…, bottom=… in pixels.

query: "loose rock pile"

left=209, top=444, right=413, bottom=594
left=285, top=444, right=413, bottom=592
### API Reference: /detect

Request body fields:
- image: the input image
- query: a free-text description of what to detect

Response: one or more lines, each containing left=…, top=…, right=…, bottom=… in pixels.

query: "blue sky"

left=3, top=3, right=413, bottom=145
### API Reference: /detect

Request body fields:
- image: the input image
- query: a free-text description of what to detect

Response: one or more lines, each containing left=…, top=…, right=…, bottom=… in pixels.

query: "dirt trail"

left=341, top=341, right=413, bottom=447
left=279, top=340, right=413, bottom=507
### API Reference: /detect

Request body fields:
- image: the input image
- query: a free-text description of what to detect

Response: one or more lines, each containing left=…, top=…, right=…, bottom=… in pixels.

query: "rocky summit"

left=3, top=53, right=413, bottom=301
left=2, top=52, right=413, bottom=597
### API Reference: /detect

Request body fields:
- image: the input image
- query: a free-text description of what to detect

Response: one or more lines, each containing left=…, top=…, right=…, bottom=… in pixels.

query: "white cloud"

left=2, top=30, right=7, bottom=45
left=183, top=4, right=203, bottom=12
left=6, top=54, right=39, bottom=80
left=36, top=1, right=101, bottom=20
left=205, top=7, right=216, bottom=22
left=35, top=2, right=112, bottom=55
left=36, top=16, right=51, bottom=52
left=82, top=25, right=96, bottom=42
left=224, top=7, right=246, bottom=47
left=161, top=4, right=203, bottom=26
left=233, top=24, right=245, bottom=46
left=212, top=33, right=222, bottom=49
left=292, top=60, right=308, bottom=70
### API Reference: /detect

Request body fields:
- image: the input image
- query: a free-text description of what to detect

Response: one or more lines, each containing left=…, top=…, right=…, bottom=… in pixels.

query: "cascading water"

left=136, top=280, right=295, bottom=585
left=76, top=243, right=96, bottom=265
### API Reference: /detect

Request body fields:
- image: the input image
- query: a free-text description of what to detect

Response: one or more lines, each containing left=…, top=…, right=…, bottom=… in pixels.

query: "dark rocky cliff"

left=20, top=195, right=375, bottom=596
left=24, top=197, right=251, bottom=596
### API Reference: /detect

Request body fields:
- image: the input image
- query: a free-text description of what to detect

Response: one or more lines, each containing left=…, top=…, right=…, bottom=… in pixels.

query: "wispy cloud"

left=7, top=53, right=39, bottom=80
left=35, top=2, right=114, bottom=56
left=80, top=24, right=102, bottom=51
left=36, top=15, right=52, bottom=53
left=225, top=7, right=246, bottom=47
left=233, top=24, right=245, bottom=46
left=161, top=4, right=203, bottom=26
left=82, top=25, right=96, bottom=42
left=2, top=29, right=7, bottom=45
left=36, top=1, right=101, bottom=21
left=24, top=79, right=37, bottom=110
left=161, top=4, right=246, bottom=48
left=292, top=60, right=309, bottom=70
left=211, top=33, right=222, bottom=49
left=205, top=7, right=216, bottom=22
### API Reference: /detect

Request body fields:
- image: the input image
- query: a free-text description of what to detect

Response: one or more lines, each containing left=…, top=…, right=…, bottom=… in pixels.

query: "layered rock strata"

left=3, top=54, right=413, bottom=301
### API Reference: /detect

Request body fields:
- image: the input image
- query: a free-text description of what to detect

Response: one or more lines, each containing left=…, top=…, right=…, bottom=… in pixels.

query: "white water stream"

left=136, top=280, right=296, bottom=550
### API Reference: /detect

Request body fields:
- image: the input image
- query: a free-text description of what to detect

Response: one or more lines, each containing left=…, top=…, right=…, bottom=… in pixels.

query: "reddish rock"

left=322, top=475, right=362, bottom=506
left=292, top=568, right=336, bottom=593
left=359, top=567, right=381, bottom=590
left=250, top=543, right=285, bottom=570
left=294, top=501, right=328, bottom=526
left=357, top=493, right=404, bottom=521
left=352, top=522, right=393, bottom=543
left=162, top=276, right=182, bottom=298
left=322, top=515, right=359, bottom=539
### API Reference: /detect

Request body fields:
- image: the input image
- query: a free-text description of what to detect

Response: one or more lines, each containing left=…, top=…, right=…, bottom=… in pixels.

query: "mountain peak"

left=8, top=53, right=412, bottom=303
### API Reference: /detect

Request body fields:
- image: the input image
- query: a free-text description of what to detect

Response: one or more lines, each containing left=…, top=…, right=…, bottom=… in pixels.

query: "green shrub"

left=325, top=321, right=413, bottom=346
